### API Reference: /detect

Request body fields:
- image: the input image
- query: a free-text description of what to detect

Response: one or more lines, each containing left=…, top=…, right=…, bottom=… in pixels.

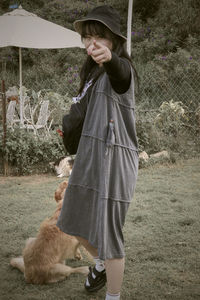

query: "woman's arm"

left=103, top=52, right=131, bottom=94
left=88, top=40, right=131, bottom=94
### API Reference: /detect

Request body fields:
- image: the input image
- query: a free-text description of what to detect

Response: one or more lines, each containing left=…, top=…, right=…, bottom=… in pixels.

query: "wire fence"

left=1, top=61, right=200, bottom=143
left=136, top=70, right=200, bottom=110
left=1, top=57, right=199, bottom=107
left=136, top=70, right=200, bottom=139
left=0, top=61, right=199, bottom=177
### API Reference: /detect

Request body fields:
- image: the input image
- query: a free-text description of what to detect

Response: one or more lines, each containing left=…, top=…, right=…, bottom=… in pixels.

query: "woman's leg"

left=75, top=236, right=107, bottom=292
left=75, top=235, right=98, bottom=257
left=105, top=258, right=125, bottom=296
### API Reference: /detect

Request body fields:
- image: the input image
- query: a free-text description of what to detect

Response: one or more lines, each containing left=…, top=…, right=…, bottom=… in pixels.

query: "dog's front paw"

left=10, top=258, right=17, bottom=267
left=10, top=256, right=24, bottom=269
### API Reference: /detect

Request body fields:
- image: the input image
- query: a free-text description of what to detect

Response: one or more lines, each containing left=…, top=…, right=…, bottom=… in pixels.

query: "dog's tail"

left=10, top=256, right=25, bottom=274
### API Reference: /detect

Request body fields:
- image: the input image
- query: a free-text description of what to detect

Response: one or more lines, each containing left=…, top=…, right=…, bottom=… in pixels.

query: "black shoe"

left=84, top=266, right=107, bottom=293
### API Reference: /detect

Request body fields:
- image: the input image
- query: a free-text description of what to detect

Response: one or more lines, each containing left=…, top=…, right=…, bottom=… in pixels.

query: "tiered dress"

left=57, top=59, right=138, bottom=260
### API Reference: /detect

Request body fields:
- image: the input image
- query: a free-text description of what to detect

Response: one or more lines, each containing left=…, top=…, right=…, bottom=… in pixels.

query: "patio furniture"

left=25, top=100, right=50, bottom=133
left=6, top=101, right=20, bottom=127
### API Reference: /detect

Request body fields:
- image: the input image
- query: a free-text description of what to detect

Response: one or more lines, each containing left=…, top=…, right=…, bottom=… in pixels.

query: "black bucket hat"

left=74, top=5, right=126, bottom=43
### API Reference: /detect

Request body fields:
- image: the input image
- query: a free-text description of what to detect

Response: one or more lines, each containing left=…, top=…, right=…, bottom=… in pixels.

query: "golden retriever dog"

left=10, top=182, right=89, bottom=284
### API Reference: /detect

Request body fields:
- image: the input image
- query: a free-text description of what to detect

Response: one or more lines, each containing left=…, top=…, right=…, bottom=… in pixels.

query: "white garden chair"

left=6, top=101, right=20, bottom=127
left=25, top=100, right=52, bottom=134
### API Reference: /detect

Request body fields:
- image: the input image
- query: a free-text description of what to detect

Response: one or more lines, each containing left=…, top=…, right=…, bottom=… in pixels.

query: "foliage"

left=43, top=90, right=71, bottom=124
left=133, top=0, right=160, bottom=22
left=1, top=85, right=71, bottom=175
left=136, top=110, right=167, bottom=154
left=135, top=46, right=200, bottom=113
left=157, top=0, right=200, bottom=46
left=0, top=128, right=66, bottom=174
left=136, top=99, right=199, bottom=155
left=1, top=0, right=200, bottom=173
left=154, top=100, right=186, bottom=136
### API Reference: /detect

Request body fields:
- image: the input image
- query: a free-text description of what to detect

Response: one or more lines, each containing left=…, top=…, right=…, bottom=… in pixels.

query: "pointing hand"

left=87, top=40, right=112, bottom=65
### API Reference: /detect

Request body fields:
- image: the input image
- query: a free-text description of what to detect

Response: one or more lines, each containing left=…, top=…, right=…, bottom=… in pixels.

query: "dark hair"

left=78, top=20, right=138, bottom=95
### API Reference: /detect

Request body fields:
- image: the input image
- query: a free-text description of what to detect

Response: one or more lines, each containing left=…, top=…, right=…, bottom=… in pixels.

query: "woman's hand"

left=87, top=40, right=112, bottom=66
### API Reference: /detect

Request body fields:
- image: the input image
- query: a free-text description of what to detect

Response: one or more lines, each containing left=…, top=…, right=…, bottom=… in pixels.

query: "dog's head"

left=54, top=180, right=68, bottom=202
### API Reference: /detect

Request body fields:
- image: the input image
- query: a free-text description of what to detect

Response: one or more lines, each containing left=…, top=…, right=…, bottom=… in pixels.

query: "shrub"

left=0, top=128, right=66, bottom=175
left=154, top=99, right=186, bottom=136
left=42, top=90, right=72, bottom=125
left=136, top=99, right=199, bottom=156
left=133, top=0, right=160, bottom=21
left=136, top=109, right=168, bottom=154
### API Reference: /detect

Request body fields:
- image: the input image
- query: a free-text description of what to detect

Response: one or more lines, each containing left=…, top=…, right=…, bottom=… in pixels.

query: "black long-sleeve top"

left=104, top=51, right=131, bottom=94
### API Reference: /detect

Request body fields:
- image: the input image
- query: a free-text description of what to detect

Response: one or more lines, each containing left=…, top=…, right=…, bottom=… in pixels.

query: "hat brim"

left=74, top=18, right=127, bottom=43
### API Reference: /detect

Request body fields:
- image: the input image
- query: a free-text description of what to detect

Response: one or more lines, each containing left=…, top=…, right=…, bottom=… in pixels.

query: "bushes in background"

left=0, top=128, right=66, bottom=175
left=1, top=97, right=198, bottom=175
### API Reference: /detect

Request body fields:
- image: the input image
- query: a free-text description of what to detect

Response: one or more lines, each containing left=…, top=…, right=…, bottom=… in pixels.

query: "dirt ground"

left=0, top=158, right=200, bottom=300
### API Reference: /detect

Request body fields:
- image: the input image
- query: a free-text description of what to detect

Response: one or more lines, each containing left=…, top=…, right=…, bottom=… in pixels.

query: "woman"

left=57, top=5, right=138, bottom=300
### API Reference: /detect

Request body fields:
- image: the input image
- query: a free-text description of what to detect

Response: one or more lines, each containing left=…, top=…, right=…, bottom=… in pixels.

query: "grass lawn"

left=0, top=158, right=200, bottom=300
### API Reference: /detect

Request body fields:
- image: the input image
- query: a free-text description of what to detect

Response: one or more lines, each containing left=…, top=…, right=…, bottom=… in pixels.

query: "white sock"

left=105, top=292, right=120, bottom=300
left=93, top=256, right=105, bottom=272
left=85, top=256, right=105, bottom=286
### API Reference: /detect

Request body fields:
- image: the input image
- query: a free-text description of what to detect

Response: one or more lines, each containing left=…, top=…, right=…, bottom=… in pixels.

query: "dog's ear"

left=54, top=191, right=62, bottom=202
left=54, top=180, right=68, bottom=202
left=61, top=181, right=68, bottom=190
left=54, top=156, right=66, bottom=166
left=68, top=159, right=74, bottom=168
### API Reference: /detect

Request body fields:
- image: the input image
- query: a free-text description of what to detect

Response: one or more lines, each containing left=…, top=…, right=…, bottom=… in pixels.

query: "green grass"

left=0, top=159, right=200, bottom=300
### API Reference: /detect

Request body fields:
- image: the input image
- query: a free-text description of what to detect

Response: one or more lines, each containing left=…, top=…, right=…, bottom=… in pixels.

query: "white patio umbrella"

left=0, top=5, right=83, bottom=125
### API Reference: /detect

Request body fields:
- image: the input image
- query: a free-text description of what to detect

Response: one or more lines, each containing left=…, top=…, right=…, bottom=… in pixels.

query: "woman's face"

left=82, top=35, right=113, bottom=52
left=81, top=21, right=113, bottom=53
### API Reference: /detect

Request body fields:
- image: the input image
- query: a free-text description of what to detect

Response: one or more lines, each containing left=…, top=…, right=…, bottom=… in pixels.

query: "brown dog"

left=10, top=182, right=89, bottom=284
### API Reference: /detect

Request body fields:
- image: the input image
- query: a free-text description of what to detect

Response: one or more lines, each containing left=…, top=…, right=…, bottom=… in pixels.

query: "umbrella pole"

left=127, top=0, right=133, bottom=56
left=19, top=47, right=24, bottom=126
left=1, top=80, right=9, bottom=175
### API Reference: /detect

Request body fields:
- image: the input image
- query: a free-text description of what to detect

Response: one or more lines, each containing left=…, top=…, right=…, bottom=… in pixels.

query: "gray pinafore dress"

left=57, top=69, right=138, bottom=260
